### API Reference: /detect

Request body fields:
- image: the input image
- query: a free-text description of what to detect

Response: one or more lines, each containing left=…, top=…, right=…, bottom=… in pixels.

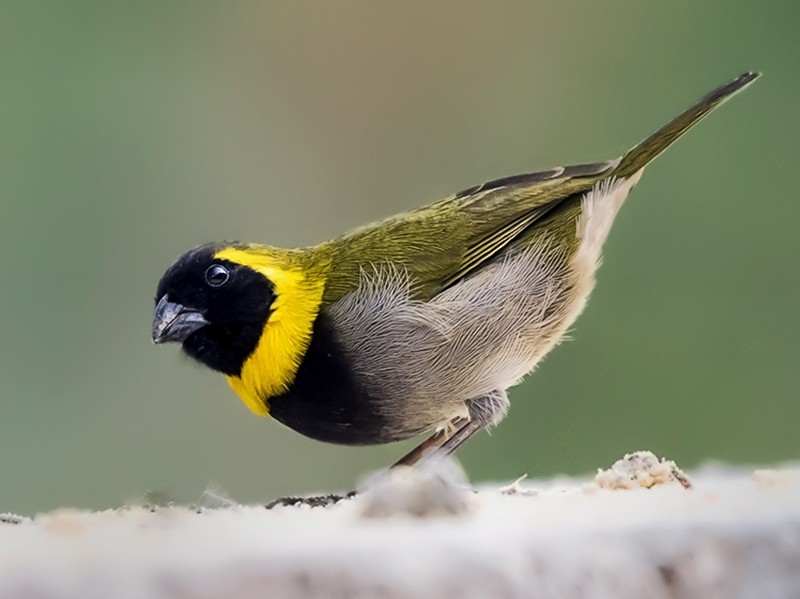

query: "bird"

left=153, top=72, right=759, bottom=468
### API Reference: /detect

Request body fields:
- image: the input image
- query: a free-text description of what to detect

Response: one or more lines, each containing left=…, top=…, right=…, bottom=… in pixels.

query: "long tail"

left=612, top=72, right=760, bottom=179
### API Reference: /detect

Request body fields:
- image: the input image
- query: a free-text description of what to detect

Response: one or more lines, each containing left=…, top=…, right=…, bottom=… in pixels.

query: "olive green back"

left=320, top=161, right=616, bottom=303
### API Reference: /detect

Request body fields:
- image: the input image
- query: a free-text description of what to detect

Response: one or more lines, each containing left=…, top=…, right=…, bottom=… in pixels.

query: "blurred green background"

left=1, top=1, right=798, bottom=514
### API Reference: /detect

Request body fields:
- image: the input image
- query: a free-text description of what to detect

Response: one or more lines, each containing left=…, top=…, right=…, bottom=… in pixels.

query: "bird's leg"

left=420, top=418, right=485, bottom=465
left=393, top=390, right=509, bottom=468
left=391, top=419, right=467, bottom=468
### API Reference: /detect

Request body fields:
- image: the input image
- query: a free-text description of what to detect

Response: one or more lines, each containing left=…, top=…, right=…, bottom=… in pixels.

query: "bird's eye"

left=205, top=264, right=230, bottom=288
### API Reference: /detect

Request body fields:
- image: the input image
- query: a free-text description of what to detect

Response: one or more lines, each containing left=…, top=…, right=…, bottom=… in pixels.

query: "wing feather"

left=321, top=160, right=618, bottom=304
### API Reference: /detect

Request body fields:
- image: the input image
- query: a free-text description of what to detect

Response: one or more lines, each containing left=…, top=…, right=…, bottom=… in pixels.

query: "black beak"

left=152, top=295, right=209, bottom=344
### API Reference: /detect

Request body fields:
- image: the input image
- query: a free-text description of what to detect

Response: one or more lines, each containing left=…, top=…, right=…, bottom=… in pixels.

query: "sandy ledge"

left=1, top=452, right=799, bottom=599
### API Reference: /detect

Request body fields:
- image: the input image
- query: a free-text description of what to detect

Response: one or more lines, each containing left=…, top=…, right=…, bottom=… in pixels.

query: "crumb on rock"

left=595, top=451, right=692, bottom=490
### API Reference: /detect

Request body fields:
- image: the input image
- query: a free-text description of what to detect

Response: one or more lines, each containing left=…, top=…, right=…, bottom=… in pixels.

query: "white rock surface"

left=1, top=456, right=799, bottom=599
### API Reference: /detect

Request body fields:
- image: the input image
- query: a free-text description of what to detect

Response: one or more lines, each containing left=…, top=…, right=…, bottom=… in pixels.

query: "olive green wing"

left=320, top=160, right=617, bottom=304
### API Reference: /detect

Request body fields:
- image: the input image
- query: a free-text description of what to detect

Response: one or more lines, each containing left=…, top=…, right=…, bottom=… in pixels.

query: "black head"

left=153, top=244, right=274, bottom=376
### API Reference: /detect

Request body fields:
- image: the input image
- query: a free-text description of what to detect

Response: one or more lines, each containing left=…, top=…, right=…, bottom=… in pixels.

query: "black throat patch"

left=267, top=312, right=392, bottom=445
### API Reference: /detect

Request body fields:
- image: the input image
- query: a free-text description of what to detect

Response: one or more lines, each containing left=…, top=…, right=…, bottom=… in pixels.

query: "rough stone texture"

left=1, top=458, right=799, bottom=599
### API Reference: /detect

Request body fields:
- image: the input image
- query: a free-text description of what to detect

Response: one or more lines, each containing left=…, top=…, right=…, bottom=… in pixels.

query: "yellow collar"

left=214, top=247, right=327, bottom=416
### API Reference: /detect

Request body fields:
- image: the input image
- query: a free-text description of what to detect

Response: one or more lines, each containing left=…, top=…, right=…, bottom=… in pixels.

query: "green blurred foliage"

left=1, top=1, right=798, bottom=513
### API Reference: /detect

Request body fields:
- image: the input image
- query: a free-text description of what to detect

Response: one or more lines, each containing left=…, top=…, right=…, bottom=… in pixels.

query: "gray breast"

left=326, top=244, right=582, bottom=434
